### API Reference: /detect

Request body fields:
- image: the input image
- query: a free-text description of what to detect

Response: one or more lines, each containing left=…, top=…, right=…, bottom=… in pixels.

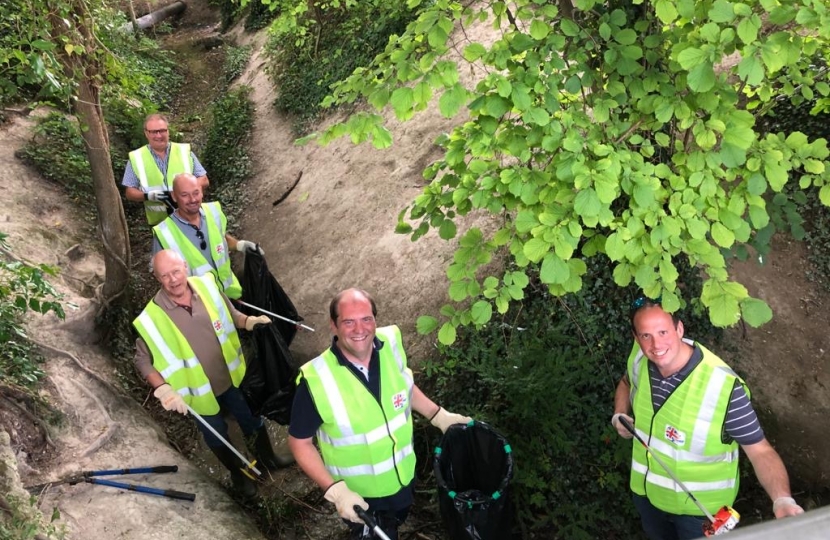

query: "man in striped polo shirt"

left=612, top=298, right=803, bottom=539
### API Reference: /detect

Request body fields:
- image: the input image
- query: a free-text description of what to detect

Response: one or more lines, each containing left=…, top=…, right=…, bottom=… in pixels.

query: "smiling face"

left=171, top=173, right=203, bottom=220
left=144, top=116, right=170, bottom=154
left=632, top=306, right=691, bottom=377
left=330, top=290, right=377, bottom=364
left=153, top=250, right=190, bottom=302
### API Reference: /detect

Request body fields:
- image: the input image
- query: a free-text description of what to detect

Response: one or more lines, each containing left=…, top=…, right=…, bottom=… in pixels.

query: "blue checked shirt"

left=121, top=143, right=207, bottom=190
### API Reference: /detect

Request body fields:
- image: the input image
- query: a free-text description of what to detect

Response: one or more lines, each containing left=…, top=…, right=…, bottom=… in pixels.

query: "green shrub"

left=0, top=494, right=65, bottom=540
left=245, top=0, right=279, bottom=31
left=201, top=86, right=255, bottom=189
left=0, top=233, right=64, bottom=389
left=264, top=0, right=417, bottom=133
left=16, top=113, right=91, bottom=199
left=423, top=255, right=722, bottom=538
left=224, top=45, right=253, bottom=85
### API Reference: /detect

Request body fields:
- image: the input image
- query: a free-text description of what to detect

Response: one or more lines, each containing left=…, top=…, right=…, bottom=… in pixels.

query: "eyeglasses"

left=194, top=229, right=206, bottom=250
left=146, top=128, right=168, bottom=135
left=630, top=295, right=661, bottom=311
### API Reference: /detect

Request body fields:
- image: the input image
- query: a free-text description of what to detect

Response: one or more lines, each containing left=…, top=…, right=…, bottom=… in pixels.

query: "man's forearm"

left=744, top=439, right=793, bottom=501
left=125, top=186, right=146, bottom=202
left=289, top=436, right=335, bottom=490
left=614, top=376, right=631, bottom=415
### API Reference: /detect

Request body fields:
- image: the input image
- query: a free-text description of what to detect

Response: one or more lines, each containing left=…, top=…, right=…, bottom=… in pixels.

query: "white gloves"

left=612, top=413, right=634, bottom=439
left=430, top=408, right=472, bottom=433
left=236, top=240, right=264, bottom=255
left=324, top=480, right=368, bottom=523
left=154, top=383, right=187, bottom=415
left=245, top=315, right=271, bottom=331
left=773, top=496, right=805, bottom=518
left=145, top=190, right=171, bottom=202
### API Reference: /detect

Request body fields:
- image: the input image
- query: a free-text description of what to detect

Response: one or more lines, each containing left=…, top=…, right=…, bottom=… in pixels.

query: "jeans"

left=633, top=494, right=709, bottom=540
left=195, top=386, right=263, bottom=448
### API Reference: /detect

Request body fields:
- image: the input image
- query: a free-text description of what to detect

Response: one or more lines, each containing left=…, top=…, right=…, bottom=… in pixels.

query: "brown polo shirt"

left=134, top=284, right=248, bottom=397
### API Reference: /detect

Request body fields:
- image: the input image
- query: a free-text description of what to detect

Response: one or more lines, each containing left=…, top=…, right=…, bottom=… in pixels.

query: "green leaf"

left=737, top=16, right=760, bottom=45
left=463, top=43, right=487, bottom=62
left=523, top=238, right=550, bottom=263
left=416, top=316, right=439, bottom=334
left=515, top=210, right=539, bottom=233
left=655, top=0, right=678, bottom=23
left=711, top=222, right=735, bottom=247
left=559, top=18, right=580, bottom=37
left=390, top=87, right=414, bottom=119
left=708, top=0, right=736, bottom=23
left=439, top=84, right=467, bottom=118
left=707, top=293, right=741, bottom=327
left=530, top=19, right=550, bottom=40
left=605, top=232, right=625, bottom=261
left=741, top=297, right=772, bottom=327
left=737, top=54, right=764, bottom=85
left=615, top=29, right=637, bottom=45
left=688, top=63, right=716, bottom=93
left=471, top=300, right=493, bottom=324
left=820, top=184, right=830, bottom=207
left=574, top=189, right=601, bottom=218
left=677, top=47, right=707, bottom=70
left=438, top=322, right=457, bottom=345
left=540, top=253, right=570, bottom=284
left=439, top=219, right=457, bottom=239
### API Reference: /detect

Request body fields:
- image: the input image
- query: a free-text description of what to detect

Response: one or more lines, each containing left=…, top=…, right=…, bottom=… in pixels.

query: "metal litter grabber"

left=619, top=416, right=739, bottom=536
left=353, top=506, right=393, bottom=540
left=234, top=299, right=316, bottom=332
left=185, top=404, right=262, bottom=479
left=26, top=465, right=195, bottom=501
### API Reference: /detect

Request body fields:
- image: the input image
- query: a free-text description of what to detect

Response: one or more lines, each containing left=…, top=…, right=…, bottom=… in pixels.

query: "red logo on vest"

left=392, top=391, right=407, bottom=410
left=213, top=319, right=223, bottom=333
left=216, top=243, right=224, bottom=255
left=664, top=424, right=686, bottom=445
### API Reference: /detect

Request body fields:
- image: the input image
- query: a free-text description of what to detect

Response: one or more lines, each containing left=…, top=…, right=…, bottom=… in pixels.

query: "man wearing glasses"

left=612, top=297, right=803, bottom=539
left=122, top=113, right=209, bottom=225
left=151, top=173, right=262, bottom=299
left=288, top=288, right=472, bottom=540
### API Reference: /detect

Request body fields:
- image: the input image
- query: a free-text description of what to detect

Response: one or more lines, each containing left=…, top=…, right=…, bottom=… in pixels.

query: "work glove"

left=324, top=480, right=368, bottom=523
left=245, top=315, right=271, bottom=331
left=430, top=408, right=472, bottom=433
left=236, top=240, right=264, bottom=256
left=145, top=190, right=171, bottom=202
left=611, top=413, right=634, bottom=439
left=153, top=383, right=187, bottom=415
left=773, top=496, right=805, bottom=518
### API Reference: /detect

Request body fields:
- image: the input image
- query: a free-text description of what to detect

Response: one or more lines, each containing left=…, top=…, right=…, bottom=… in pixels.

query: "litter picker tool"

left=234, top=299, right=315, bottom=332
left=185, top=403, right=262, bottom=478
left=353, top=506, right=393, bottom=540
left=619, top=416, right=739, bottom=536
left=26, top=465, right=195, bottom=501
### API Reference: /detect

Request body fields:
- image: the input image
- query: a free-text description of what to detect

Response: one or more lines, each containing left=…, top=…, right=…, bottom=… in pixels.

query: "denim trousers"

left=633, top=493, right=709, bottom=540
left=194, top=386, right=263, bottom=448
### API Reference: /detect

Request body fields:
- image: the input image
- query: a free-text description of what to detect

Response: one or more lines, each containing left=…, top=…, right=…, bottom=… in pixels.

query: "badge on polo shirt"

left=391, top=391, right=407, bottom=410
left=665, top=424, right=686, bottom=445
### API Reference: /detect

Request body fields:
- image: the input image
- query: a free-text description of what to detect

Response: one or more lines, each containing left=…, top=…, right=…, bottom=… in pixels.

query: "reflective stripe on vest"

left=627, top=341, right=745, bottom=515
left=299, top=325, right=415, bottom=498
left=132, top=275, right=245, bottom=415
left=153, top=202, right=242, bottom=299
left=129, top=143, right=192, bottom=225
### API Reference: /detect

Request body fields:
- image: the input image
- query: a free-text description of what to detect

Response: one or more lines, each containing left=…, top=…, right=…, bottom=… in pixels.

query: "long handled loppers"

left=26, top=465, right=195, bottom=501
left=353, top=505, right=393, bottom=540
left=185, top=403, right=262, bottom=479
left=619, top=416, right=739, bottom=536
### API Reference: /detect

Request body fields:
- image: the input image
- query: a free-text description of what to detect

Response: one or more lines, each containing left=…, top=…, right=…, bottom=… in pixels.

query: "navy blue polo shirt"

left=289, top=336, right=413, bottom=511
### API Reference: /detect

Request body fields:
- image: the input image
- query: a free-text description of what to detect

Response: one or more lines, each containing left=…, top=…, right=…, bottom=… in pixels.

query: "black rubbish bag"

left=239, top=249, right=302, bottom=346
left=434, top=421, right=514, bottom=540
left=236, top=251, right=299, bottom=425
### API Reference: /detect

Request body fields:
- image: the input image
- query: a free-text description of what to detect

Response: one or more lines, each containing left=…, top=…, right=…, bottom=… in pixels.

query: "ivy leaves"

left=309, top=0, right=830, bottom=344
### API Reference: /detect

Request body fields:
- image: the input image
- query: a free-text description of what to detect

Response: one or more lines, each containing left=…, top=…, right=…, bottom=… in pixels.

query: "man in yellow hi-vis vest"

left=151, top=173, right=263, bottom=299
left=612, top=297, right=803, bottom=539
left=133, top=250, right=293, bottom=498
left=288, top=288, right=472, bottom=540
left=122, top=113, right=209, bottom=225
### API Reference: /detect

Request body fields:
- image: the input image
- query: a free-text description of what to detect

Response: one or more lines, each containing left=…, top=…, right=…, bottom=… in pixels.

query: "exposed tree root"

left=62, top=376, right=118, bottom=458
left=31, top=338, right=123, bottom=398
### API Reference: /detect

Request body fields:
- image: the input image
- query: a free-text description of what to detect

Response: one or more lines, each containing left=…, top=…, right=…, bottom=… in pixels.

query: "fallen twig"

left=31, top=338, right=123, bottom=398
left=272, top=170, right=303, bottom=206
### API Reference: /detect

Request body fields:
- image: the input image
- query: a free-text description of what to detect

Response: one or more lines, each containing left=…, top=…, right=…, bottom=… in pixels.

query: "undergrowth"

left=422, top=256, right=723, bottom=539
left=201, top=86, right=255, bottom=190
left=264, top=0, right=417, bottom=133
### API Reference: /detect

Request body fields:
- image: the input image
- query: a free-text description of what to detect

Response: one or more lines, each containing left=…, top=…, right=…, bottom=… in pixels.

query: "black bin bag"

left=434, top=421, right=514, bottom=540
left=236, top=251, right=299, bottom=425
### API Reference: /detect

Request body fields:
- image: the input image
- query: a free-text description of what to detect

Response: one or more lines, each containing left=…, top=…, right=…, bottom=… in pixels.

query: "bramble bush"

left=423, top=255, right=722, bottom=538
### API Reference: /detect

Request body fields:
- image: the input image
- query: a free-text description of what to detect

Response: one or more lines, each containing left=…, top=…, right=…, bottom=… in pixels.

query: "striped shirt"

left=121, top=143, right=207, bottom=190
left=648, top=346, right=764, bottom=446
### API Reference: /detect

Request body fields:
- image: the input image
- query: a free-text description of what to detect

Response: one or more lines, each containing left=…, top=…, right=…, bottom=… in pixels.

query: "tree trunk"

left=120, top=1, right=187, bottom=32
left=73, top=80, right=131, bottom=304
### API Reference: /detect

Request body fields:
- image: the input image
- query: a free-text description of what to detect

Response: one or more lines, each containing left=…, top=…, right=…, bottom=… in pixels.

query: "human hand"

left=236, top=240, right=264, bottom=255
left=430, top=408, right=472, bottom=433
left=612, top=413, right=634, bottom=439
left=245, top=315, right=271, bottom=331
left=153, top=383, right=187, bottom=415
left=773, top=497, right=804, bottom=518
left=146, top=190, right=171, bottom=202
left=324, top=480, right=368, bottom=523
